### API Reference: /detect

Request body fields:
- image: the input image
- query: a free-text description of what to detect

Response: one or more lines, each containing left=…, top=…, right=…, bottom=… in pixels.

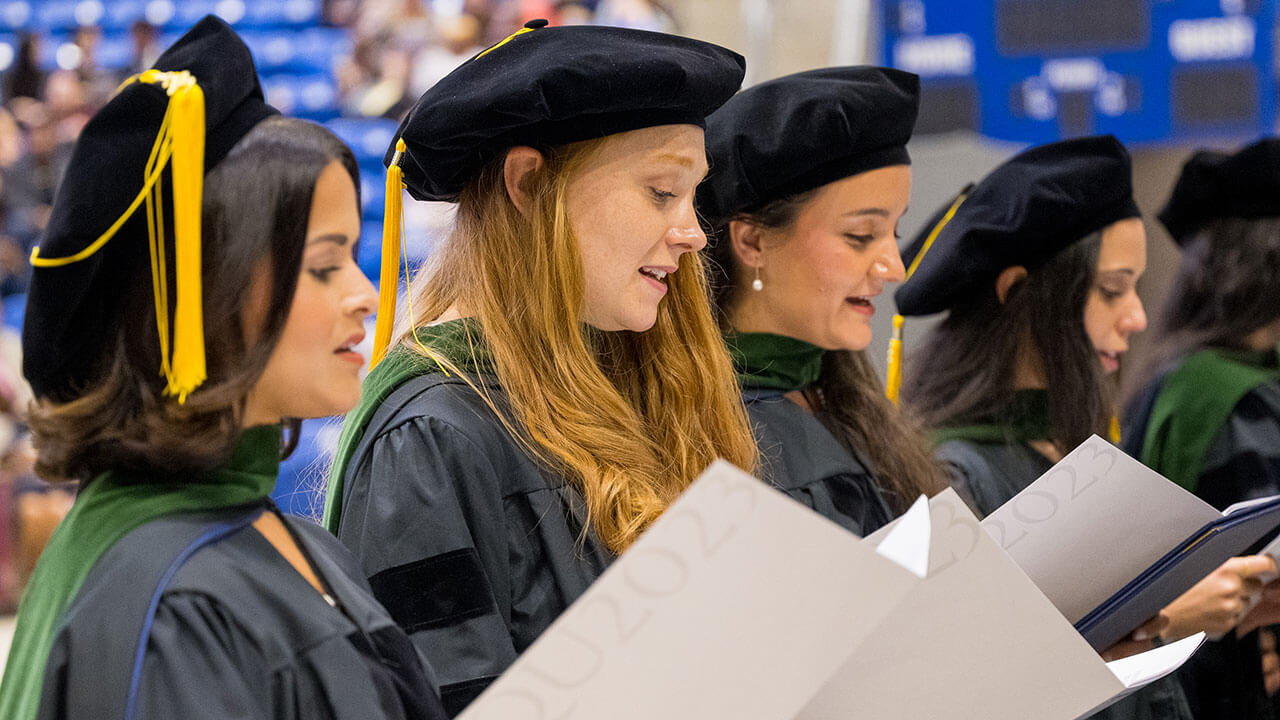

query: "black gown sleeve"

left=932, top=440, right=1002, bottom=518
left=337, top=413, right=516, bottom=716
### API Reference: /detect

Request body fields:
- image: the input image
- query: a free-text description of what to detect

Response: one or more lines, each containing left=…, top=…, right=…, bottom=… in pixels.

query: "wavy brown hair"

left=400, top=137, right=758, bottom=553
left=707, top=190, right=946, bottom=514
left=903, top=233, right=1110, bottom=454
left=1126, top=217, right=1280, bottom=403
left=29, top=117, right=360, bottom=482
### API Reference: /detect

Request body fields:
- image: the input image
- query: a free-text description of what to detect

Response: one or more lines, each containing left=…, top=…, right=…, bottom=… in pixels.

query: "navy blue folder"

left=1074, top=495, right=1280, bottom=651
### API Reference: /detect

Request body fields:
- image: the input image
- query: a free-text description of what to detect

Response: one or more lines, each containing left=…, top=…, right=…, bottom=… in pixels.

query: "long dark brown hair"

left=29, top=117, right=360, bottom=482
left=707, top=190, right=946, bottom=513
left=902, top=233, right=1109, bottom=453
left=1126, top=216, right=1280, bottom=401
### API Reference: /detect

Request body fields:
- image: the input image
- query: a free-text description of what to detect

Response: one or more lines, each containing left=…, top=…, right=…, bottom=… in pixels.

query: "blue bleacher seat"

left=296, top=26, right=349, bottom=68
left=141, top=0, right=181, bottom=30
left=92, top=32, right=133, bottom=68
left=324, top=117, right=398, bottom=169
left=243, top=0, right=319, bottom=29
left=0, top=33, right=15, bottom=73
left=359, top=173, right=386, bottom=221
left=34, top=0, right=79, bottom=31
left=242, top=27, right=348, bottom=74
left=35, top=30, right=63, bottom=68
left=2, top=293, right=25, bottom=332
left=0, top=1, right=33, bottom=32
left=357, top=224, right=382, bottom=281
left=172, top=0, right=224, bottom=30
left=261, top=71, right=339, bottom=121
left=100, top=0, right=144, bottom=31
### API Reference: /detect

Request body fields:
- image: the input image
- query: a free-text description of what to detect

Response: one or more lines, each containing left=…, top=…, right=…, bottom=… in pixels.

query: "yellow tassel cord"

left=369, top=139, right=406, bottom=370
left=474, top=25, right=537, bottom=61
left=368, top=138, right=451, bottom=376
left=369, top=18, right=541, bottom=370
left=31, top=70, right=207, bottom=402
left=885, top=189, right=969, bottom=404
left=1109, top=415, right=1122, bottom=444
left=885, top=315, right=905, bottom=404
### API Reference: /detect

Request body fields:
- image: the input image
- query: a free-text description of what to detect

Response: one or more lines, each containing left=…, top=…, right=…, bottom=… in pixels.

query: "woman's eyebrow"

left=307, top=233, right=350, bottom=247
left=842, top=208, right=890, bottom=218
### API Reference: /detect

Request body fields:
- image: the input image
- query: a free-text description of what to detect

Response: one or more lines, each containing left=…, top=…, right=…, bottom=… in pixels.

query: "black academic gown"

left=39, top=504, right=446, bottom=720
left=745, top=390, right=893, bottom=536
left=937, top=438, right=1194, bottom=720
left=1125, top=379, right=1280, bottom=720
left=335, top=372, right=612, bottom=717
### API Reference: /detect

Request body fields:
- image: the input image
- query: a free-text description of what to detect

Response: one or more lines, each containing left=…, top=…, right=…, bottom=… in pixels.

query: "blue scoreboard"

left=882, top=0, right=1276, bottom=143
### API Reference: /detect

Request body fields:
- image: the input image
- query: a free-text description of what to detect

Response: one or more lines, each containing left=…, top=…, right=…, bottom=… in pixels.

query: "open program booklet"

left=981, top=435, right=1280, bottom=651
left=458, top=460, right=1200, bottom=720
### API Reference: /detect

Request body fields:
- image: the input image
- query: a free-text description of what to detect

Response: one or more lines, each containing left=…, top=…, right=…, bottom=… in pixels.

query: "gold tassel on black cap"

left=886, top=187, right=969, bottom=405
left=370, top=138, right=406, bottom=370
left=30, top=69, right=207, bottom=403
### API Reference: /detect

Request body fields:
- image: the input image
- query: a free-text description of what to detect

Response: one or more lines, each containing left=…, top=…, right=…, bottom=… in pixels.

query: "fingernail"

left=1133, top=628, right=1150, bottom=641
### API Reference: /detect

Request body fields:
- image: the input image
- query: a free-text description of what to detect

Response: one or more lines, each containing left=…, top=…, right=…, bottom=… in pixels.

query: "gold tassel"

left=30, top=69, right=207, bottom=403
left=370, top=138, right=406, bottom=370
left=165, top=75, right=206, bottom=402
left=885, top=188, right=970, bottom=401
left=886, top=314, right=905, bottom=405
left=1109, top=415, right=1122, bottom=444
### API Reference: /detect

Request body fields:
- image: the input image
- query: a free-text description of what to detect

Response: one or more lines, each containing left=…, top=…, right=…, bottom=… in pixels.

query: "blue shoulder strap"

left=124, top=514, right=257, bottom=720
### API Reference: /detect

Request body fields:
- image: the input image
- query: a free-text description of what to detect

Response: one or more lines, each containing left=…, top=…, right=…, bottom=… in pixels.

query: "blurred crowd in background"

left=0, top=0, right=677, bottom=612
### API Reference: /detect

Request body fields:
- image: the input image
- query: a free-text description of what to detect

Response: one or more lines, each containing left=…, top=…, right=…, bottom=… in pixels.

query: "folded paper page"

left=458, top=460, right=923, bottom=720
left=1104, top=633, right=1205, bottom=688
left=982, top=435, right=1221, bottom=624
left=874, top=494, right=931, bottom=578
left=981, top=435, right=1280, bottom=650
left=1074, top=634, right=1207, bottom=717
left=799, top=489, right=1166, bottom=720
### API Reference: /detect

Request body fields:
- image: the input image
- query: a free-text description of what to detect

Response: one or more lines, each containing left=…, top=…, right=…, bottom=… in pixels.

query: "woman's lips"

left=846, top=296, right=875, bottom=317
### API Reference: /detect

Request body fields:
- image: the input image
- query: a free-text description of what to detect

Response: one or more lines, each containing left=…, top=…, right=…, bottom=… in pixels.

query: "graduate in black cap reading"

left=322, top=20, right=756, bottom=716
left=0, top=17, right=448, bottom=720
left=897, top=135, right=1275, bottom=720
left=1122, top=137, right=1280, bottom=720
left=697, top=65, right=945, bottom=536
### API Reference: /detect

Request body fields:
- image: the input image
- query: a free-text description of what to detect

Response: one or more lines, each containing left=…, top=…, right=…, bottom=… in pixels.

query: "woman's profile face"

left=1083, top=217, right=1148, bottom=374
left=244, top=160, right=377, bottom=425
left=735, top=166, right=910, bottom=351
left=566, top=124, right=708, bottom=332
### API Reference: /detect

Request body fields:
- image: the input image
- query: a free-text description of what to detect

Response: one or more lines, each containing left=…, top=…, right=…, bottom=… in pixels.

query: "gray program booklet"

left=459, top=460, right=1199, bottom=720
left=983, top=434, right=1280, bottom=650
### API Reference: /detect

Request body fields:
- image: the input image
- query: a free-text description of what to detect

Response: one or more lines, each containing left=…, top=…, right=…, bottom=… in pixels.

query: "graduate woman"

left=0, top=18, right=447, bottom=720
left=323, top=21, right=756, bottom=716
left=896, top=135, right=1274, bottom=720
left=696, top=66, right=944, bottom=535
left=1123, top=138, right=1280, bottom=720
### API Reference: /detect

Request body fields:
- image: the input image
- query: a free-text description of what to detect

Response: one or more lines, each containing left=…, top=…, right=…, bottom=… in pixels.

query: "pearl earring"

left=751, top=266, right=763, bottom=291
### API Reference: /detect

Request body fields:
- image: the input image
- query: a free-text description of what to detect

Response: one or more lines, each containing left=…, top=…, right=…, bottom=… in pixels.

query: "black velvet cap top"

left=388, top=19, right=746, bottom=202
left=1158, top=138, right=1280, bottom=246
left=696, top=66, right=920, bottom=226
left=23, top=15, right=278, bottom=400
left=894, top=135, right=1140, bottom=317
